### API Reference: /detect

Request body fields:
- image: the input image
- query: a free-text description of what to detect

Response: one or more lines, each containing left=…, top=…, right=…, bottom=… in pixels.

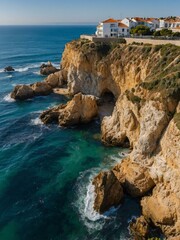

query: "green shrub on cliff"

left=72, top=39, right=126, bottom=57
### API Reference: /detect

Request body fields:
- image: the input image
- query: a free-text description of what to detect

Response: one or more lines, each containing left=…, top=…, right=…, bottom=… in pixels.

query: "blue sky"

left=0, top=0, right=180, bottom=25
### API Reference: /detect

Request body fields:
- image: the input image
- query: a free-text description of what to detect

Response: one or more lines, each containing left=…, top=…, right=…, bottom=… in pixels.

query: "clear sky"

left=0, top=0, right=180, bottom=25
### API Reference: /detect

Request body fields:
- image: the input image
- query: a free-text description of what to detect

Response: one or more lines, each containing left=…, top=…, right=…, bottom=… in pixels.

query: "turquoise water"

left=0, top=26, right=140, bottom=240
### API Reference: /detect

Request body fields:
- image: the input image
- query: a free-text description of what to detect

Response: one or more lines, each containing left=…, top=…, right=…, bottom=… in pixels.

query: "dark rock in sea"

left=129, top=215, right=150, bottom=240
left=40, top=61, right=59, bottom=75
left=4, top=66, right=15, bottom=72
left=92, top=170, right=124, bottom=214
left=40, top=107, right=60, bottom=124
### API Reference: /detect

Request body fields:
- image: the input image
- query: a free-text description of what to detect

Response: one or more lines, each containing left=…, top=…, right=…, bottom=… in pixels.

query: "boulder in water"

left=40, top=61, right=59, bottom=75
left=92, top=171, right=124, bottom=214
left=11, top=85, right=34, bottom=100
left=40, top=93, right=98, bottom=126
left=11, top=82, right=53, bottom=100
left=4, top=66, right=15, bottom=72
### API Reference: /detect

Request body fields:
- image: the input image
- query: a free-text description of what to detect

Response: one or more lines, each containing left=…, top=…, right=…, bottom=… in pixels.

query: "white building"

left=96, top=18, right=129, bottom=37
left=96, top=18, right=119, bottom=37
left=131, top=17, right=159, bottom=30
left=159, top=17, right=180, bottom=32
left=118, top=22, right=129, bottom=36
left=121, top=18, right=136, bottom=28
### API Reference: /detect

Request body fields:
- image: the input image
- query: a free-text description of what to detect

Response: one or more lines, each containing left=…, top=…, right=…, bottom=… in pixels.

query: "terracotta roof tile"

left=102, top=18, right=118, bottom=23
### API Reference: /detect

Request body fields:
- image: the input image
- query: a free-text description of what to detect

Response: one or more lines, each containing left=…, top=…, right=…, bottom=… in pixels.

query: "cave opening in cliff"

left=123, top=136, right=130, bottom=148
left=101, top=90, right=115, bottom=104
left=98, top=89, right=116, bottom=120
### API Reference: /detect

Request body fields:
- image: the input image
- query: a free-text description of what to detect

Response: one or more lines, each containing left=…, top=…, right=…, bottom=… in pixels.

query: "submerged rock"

left=40, top=61, right=59, bottom=75
left=92, top=171, right=124, bottom=214
left=40, top=93, right=98, bottom=126
left=4, top=66, right=15, bottom=72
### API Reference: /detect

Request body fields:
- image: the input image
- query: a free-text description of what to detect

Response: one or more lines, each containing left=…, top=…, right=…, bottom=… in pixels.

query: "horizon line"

left=0, top=22, right=98, bottom=26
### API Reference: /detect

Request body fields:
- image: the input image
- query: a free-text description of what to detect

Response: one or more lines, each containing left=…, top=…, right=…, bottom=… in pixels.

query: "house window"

left=127, top=29, right=129, bottom=32
left=165, top=23, right=168, bottom=28
left=122, top=28, right=124, bottom=32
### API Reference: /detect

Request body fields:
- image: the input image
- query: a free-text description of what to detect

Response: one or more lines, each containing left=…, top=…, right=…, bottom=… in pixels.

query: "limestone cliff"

left=59, top=39, right=180, bottom=239
left=10, top=39, right=180, bottom=239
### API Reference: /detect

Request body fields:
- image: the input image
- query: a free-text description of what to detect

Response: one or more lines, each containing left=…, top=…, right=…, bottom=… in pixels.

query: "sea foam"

left=0, top=75, right=13, bottom=80
left=3, top=94, right=15, bottom=102
left=30, top=117, right=43, bottom=126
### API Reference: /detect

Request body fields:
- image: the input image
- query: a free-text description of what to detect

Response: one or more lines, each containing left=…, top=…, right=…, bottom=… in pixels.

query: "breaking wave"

left=3, top=93, right=15, bottom=102
left=30, top=117, right=43, bottom=126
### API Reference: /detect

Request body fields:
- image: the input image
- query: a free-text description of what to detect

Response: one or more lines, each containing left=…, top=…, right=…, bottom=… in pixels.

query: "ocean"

left=0, top=26, right=140, bottom=240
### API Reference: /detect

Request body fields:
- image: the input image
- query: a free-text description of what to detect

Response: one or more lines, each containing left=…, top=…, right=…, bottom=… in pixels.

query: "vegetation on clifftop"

left=70, top=38, right=126, bottom=56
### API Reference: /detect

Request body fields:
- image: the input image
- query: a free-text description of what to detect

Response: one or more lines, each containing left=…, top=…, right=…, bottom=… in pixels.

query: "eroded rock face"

left=11, top=82, right=53, bottom=100
left=45, top=71, right=66, bottom=88
left=101, top=94, right=140, bottom=147
left=40, top=62, right=59, bottom=75
left=113, top=158, right=155, bottom=197
left=92, top=171, right=124, bottom=214
left=129, top=216, right=150, bottom=240
left=92, top=157, right=154, bottom=213
left=40, top=93, right=98, bottom=126
left=141, top=109, right=180, bottom=238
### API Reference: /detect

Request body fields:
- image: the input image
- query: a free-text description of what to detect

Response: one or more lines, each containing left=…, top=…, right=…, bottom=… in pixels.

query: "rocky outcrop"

left=11, top=82, right=52, bottom=100
left=92, top=157, right=154, bottom=213
left=92, top=171, right=124, bottom=214
left=40, top=61, right=59, bottom=75
left=140, top=107, right=180, bottom=239
left=11, top=85, right=34, bottom=100
left=11, top=70, right=67, bottom=100
left=40, top=93, right=98, bottom=126
left=129, top=216, right=150, bottom=240
left=4, top=66, right=15, bottom=72
left=45, top=70, right=66, bottom=88
left=113, top=158, right=155, bottom=197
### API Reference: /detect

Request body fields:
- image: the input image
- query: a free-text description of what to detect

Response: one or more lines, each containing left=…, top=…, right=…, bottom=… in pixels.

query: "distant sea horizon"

left=0, top=23, right=97, bottom=26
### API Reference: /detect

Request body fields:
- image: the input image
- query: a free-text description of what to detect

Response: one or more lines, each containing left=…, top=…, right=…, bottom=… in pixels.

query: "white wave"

left=3, top=94, right=15, bottom=102
left=84, top=182, right=103, bottom=222
left=0, top=69, right=4, bottom=73
left=30, top=117, right=43, bottom=126
left=33, top=71, right=40, bottom=75
left=15, top=67, right=29, bottom=72
left=0, top=75, right=13, bottom=80
left=74, top=168, right=121, bottom=233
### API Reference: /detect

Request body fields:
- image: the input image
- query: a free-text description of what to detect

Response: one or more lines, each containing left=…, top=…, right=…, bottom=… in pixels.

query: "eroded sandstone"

left=40, top=93, right=98, bottom=126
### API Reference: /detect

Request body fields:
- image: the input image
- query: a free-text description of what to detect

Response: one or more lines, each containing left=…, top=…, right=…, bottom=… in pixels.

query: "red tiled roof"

left=102, top=18, right=118, bottom=23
